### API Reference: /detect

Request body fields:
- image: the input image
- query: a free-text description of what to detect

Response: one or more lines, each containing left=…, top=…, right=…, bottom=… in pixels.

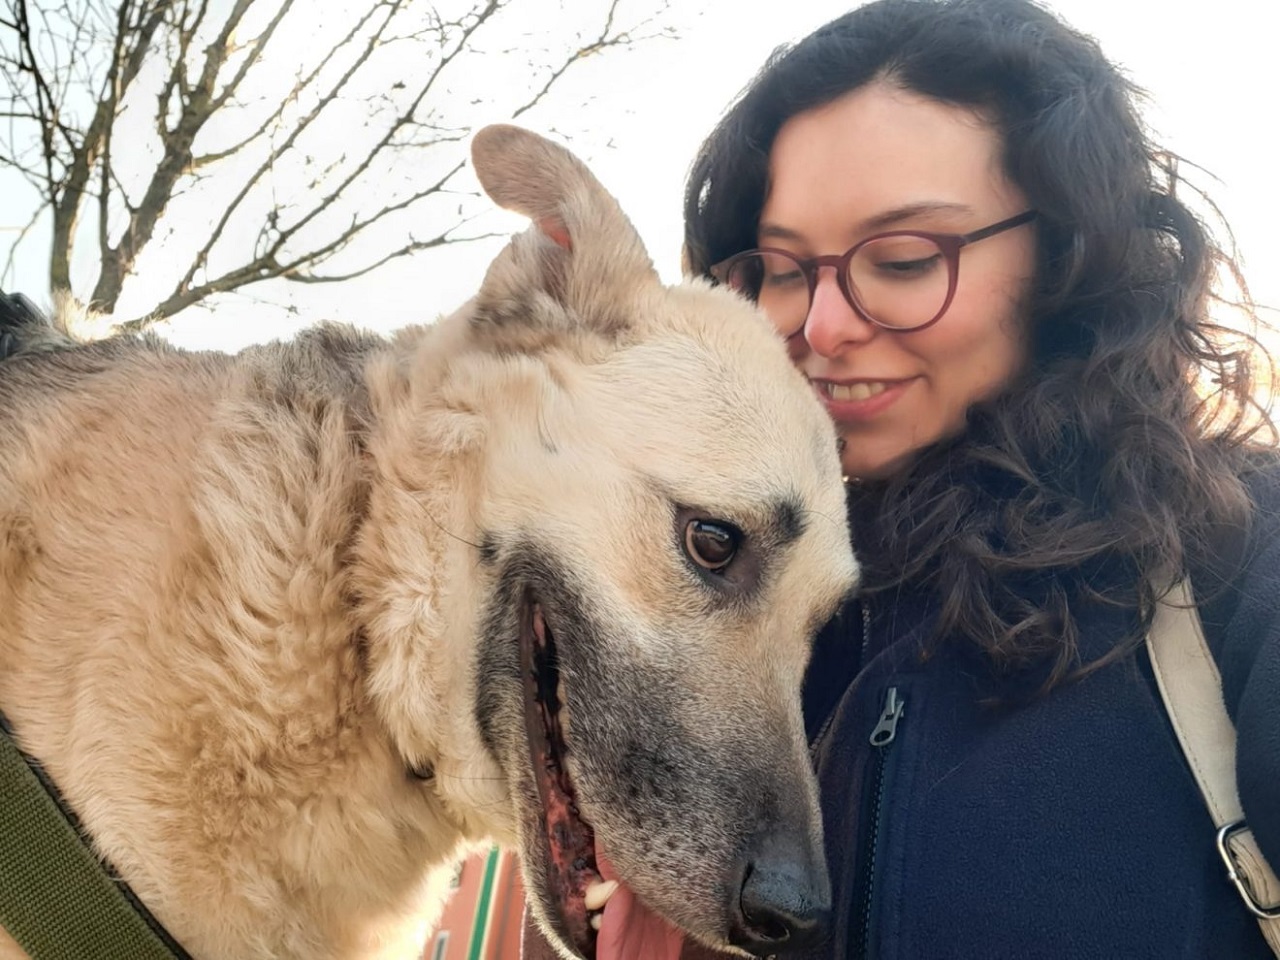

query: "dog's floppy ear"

left=469, top=124, right=658, bottom=344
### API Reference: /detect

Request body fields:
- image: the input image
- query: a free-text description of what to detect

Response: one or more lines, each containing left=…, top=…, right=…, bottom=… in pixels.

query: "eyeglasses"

left=710, top=210, right=1037, bottom=336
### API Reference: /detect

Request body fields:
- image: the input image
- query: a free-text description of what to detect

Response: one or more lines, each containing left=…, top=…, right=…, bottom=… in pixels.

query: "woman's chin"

left=840, top=442, right=920, bottom=483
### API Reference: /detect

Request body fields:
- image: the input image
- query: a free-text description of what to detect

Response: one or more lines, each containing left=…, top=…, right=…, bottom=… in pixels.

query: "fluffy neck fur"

left=0, top=315, right=536, bottom=960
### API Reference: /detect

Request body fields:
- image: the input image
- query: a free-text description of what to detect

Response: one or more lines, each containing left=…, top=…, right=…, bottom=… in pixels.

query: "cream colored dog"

left=0, top=126, right=856, bottom=960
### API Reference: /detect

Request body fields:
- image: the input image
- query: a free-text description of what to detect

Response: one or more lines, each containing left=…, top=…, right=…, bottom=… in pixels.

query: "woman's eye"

left=684, top=519, right=741, bottom=573
left=763, top=268, right=805, bottom=288
left=857, top=236, right=945, bottom=281
left=874, top=254, right=942, bottom=277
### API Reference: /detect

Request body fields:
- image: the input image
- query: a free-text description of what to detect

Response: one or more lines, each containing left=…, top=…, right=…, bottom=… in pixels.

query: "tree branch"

left=285, top=230, right=504, bottom=284
left=1, top=203, right=46, bottom=287
left=266, top=0, right=504, bottom=254
left=46, top=0, right=169, bottom=292
left=4, top=0, right=680, bottom=324
left=173, top=0, right=405, bottom=297
left=91, top=0, right=260, bottom=309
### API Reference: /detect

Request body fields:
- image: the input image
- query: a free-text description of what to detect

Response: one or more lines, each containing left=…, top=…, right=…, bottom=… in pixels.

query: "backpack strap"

left=1147, top=579, right=1280, bottom=954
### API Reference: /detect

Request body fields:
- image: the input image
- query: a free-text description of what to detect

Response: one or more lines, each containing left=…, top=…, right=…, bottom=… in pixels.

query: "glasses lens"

left=847, top=235, right=950, bottom=329
left=724, top=251, right=808, bottom=336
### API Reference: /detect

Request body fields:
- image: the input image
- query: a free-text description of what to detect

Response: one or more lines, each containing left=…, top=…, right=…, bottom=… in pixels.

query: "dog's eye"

left=684, top=519, right=741, bottom=573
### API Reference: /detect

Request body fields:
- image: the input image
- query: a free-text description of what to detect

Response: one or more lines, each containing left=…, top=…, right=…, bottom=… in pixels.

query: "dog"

left=0, top=125, right=857, bottom=960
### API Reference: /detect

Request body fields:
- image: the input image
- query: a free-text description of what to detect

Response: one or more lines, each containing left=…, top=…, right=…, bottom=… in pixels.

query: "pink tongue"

left=596, top=853, right=684, bottom=960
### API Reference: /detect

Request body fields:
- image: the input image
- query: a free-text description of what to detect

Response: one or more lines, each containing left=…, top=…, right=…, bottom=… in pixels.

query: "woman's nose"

left=802, top=268, right=877, bottom=357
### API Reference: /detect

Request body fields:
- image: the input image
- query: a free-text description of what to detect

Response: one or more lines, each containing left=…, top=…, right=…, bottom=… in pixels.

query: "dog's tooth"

left=584, top=879, right=619, bottom=911
left=590, top=914, right=603, bottom=931
left=557, top=678, right=567, bottom=707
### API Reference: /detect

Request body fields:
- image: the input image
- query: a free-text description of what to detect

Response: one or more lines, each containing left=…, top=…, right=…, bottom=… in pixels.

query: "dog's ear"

left=468, top=124, right=658, bottom=345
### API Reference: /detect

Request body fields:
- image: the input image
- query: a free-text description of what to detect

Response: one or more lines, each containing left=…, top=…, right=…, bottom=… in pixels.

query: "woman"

left=526, top=0, right=1280, bottom=956
left=680, top=0, right=1280, bottom=956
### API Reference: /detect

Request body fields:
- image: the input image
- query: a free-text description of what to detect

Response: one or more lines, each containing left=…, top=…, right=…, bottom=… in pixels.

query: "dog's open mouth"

left=520, top=597, right=686, bottom=960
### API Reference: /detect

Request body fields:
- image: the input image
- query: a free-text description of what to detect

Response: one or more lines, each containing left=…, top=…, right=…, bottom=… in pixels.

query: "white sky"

left=6, top=0, right=1278, bottom=352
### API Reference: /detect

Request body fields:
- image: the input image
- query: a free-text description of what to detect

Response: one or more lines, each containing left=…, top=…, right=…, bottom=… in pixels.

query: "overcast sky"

left=5, top=1, right=1276, bottom=352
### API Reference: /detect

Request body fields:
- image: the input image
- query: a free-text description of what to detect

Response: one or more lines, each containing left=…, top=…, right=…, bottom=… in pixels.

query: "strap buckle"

left=1217, top=820, right=1280, bottom=920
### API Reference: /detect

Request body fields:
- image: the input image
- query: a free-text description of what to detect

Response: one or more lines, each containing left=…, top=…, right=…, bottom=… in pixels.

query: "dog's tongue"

left=595, top=852, right=684, bottom=960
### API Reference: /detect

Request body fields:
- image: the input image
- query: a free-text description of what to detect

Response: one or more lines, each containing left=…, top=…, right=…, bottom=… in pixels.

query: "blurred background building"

left=423, top=849, right=524, bottom=960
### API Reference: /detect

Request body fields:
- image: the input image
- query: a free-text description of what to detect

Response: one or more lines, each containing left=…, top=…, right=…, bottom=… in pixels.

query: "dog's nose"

left=730, top=831, right=831, bottom=956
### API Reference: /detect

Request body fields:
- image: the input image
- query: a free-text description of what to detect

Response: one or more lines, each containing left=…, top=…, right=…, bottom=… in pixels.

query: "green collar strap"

left=0, top=712, right=192, bottom=959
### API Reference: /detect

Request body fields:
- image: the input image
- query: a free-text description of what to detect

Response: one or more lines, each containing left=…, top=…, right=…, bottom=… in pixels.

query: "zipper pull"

left=869, top=685, right=905, bottom=747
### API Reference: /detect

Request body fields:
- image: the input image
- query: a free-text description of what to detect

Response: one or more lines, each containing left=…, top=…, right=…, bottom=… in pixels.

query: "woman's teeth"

left=824, top=381, right=889, bottom=402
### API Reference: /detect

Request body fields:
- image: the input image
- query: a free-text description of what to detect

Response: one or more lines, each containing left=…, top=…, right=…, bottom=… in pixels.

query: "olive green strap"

left=0, top=715, right=191, bottom=959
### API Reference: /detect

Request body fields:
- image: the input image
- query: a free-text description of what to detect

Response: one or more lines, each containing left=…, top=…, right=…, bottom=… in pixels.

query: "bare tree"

left=0, top=0, right=674, bottom=329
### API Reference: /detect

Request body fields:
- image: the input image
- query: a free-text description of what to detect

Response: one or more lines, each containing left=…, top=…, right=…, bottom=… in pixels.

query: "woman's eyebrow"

left=862, top=200, right=974, bottom=230
left=758, top=201, right=975, bottom=244
left=758, top=222, right=806, bottom=243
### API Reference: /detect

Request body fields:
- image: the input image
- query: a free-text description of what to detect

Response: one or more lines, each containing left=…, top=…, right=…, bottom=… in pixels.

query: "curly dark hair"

left=683, top=0, right=1277, bottom=689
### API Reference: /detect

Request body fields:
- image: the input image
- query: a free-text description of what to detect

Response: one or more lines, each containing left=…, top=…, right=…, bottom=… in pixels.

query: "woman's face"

left=758, top=82, right=1038, bottom=479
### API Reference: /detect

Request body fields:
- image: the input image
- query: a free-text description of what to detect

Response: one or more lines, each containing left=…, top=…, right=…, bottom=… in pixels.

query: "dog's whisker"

left=797, top=507, right=846, bottom=529
left=421, top=508, right=482, bottom=550
left=432, top=773, right=509, bottom=783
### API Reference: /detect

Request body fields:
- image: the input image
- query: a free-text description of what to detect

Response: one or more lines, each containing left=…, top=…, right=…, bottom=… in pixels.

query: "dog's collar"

left=0, top=710, right=195, bottom=959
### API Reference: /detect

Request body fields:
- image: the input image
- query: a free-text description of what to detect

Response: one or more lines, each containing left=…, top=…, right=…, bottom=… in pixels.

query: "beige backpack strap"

left=1147, top=579, right=1280, bottom=954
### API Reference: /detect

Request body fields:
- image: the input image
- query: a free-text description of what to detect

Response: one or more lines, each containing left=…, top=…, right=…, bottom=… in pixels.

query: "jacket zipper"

left=851, top=683, right=905, bottom=960
left=809, top=600, right=875, bottom=755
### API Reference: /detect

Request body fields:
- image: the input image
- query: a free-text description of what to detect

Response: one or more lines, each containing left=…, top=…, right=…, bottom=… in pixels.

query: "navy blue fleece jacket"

left=797, top=457, right=1280, bottom=959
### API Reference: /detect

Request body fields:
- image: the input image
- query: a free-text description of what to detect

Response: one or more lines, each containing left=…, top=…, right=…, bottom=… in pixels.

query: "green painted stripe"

left=465, top=846, right=501, bottom=960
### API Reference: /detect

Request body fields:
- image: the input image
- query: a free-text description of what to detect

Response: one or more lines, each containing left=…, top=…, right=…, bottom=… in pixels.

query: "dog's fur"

left=0, top=126, right=857, bottom=960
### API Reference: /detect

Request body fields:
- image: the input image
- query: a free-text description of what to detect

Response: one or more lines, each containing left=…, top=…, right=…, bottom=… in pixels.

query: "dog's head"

left=384, top=125, right=857, bottom=960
